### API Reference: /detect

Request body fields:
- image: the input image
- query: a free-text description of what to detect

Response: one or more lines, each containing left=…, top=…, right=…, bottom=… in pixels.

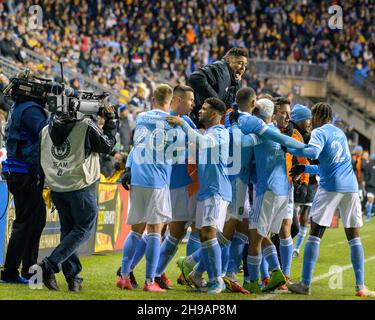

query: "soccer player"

left=154, top=84, right=197, bottom=289
left=117, top=84, right=175, bottom=292
left=272, top=100, right=310, bottom=289
left=288, top=105, right=316, bottom=258
left=221, top=87, right=257, bottom=293
left=287, top=102, right=375, bottom=297
left=167, top=98, right=231, bottom=294
left=244, top=99, right=289, bottom=294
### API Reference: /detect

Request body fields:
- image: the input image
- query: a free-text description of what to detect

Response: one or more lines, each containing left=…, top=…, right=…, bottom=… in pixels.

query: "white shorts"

left=171, top=186, right=190, bottom=222
left=284, top=186, right=294, bottom=220
left=226, top=178, right=250, bottom=221
left=187, top=192, right=197, bottom=223
left=196, top=196, right=229, bottom=232
left=249, top=191, right=288, bottom=237
left=127, top=186, right=172, bottom=225
left=310, top=188, right=363, bottom=228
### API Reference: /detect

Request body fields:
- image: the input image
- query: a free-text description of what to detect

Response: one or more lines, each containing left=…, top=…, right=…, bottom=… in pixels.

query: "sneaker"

left=243, top=280, right=262, bottom=294
left=277, top=275, right=290, bottom=291
left=117, top=276, right=133, bottom=290
left=207, top=278, right=226, bottom=294
left=0, top=276, right=29, bottom=285
left=161, top=273, right=173, bottom=287
left=155, top=276, right=172, bottom=290
left=177, top=273, right=186, bottom=286
left=292, top=250, right=299, bottom=258
left=223, top=276, right=250, bottom=294
left=176, top=257, right=194, bottom=287
left=260, top=277, right=270, bottom=289
left=287, top=281, right=311, bottom=295
left=356, top=286, right=375, bottom=297
left=143, top=281, right=166, bottom=292
left=188, top=272, right=207, bottom=290
left=262, top=269, right=286, bottom=292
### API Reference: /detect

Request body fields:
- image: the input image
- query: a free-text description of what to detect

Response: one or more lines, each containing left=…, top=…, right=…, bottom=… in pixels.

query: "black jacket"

left=364, top=160, right=375, bottom=190
left=188, top=59, right=241, bottom=122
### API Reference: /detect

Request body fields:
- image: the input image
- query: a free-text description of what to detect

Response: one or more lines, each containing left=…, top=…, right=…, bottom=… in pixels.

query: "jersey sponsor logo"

left=51, top=140, right=71, bottom=160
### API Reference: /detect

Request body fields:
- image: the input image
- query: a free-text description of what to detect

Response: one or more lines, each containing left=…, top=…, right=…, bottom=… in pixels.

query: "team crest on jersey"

left=52, top=140, right=71, bottom=160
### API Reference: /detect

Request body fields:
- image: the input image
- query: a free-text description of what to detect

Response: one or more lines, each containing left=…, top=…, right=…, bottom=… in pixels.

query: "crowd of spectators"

left=1, top=0, right=374, bottom=92
left=1, top=0, right=375, bottom=177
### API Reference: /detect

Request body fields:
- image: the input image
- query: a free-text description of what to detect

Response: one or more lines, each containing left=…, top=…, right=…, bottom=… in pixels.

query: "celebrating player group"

left=117, top=82, right=374, bottom=297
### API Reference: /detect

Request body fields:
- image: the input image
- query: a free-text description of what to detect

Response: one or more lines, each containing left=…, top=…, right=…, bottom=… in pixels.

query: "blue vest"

left=5, top=101, right=47, bottom=169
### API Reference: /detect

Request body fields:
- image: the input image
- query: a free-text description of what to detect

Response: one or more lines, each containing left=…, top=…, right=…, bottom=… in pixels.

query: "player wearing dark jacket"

left=188, top=47, right=248, bottom=124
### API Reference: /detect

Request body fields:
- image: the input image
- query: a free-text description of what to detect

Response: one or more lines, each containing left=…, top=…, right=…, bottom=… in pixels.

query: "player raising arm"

left=287, top=102, right=375, bottom=297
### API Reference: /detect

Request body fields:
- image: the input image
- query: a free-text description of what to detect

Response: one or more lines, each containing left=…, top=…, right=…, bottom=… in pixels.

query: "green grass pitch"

left=1, top=220, right=375, bottom=300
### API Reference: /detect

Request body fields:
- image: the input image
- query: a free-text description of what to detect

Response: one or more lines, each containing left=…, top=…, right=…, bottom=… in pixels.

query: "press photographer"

left=39, top=95, right=116, bottom=291
left=0, top=70, right=48, bottom=284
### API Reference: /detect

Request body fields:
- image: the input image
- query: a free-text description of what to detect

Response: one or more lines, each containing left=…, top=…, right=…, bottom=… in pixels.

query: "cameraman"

left=0, top=79, right=48, bottom=284
left=39, top=106, right=116, bottom=291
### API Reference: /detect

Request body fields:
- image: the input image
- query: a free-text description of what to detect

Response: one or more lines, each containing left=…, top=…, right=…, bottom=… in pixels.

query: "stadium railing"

left=328, top=60, right=375, bottom=115
left=21, top=48, right=118, bottom=98
left=0, top=56, right=23, bottom=77
left=249, top=59, right=329, bottom=81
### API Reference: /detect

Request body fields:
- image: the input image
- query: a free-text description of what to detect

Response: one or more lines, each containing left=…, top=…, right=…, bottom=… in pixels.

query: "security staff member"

left=1, top=87, right=48, bottom=283
left=39, top=106, right=116, bottom=291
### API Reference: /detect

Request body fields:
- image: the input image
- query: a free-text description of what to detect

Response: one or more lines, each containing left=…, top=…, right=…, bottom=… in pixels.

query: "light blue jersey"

left=180, top=121, right=232, bottom=202
left=169, top=110, right=197, bottom=189
left=309, top=124, right=358, bottom=192
left=253, top=124, right=289, bottom=196
left=239, top=113, right=307, bottom=150
left=224, top=111, right=255, bottom=184
left=126, top=109, right=175, bottom=189
left=236, top=113, right=268, bottom=136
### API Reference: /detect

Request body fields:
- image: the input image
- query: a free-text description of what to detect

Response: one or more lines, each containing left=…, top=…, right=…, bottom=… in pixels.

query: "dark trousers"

left=44, top=183, right=98, bottom=280
left=1, top=172, right=46, bottom=280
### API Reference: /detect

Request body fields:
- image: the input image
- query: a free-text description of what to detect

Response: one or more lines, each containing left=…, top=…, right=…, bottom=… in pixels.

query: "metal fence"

left=330, top=59, right=375, bottom=102
left=249, top=59, right=329, bottom=81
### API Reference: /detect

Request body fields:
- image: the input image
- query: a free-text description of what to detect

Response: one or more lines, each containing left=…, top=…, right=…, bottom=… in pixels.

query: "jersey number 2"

left=331, top=140, right=349, bottom=163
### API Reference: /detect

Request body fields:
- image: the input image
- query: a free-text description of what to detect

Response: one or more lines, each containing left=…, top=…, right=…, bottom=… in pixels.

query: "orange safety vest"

left=285, top=128, right=310, bottom=185
left=352, top=155, right=362, bottom=183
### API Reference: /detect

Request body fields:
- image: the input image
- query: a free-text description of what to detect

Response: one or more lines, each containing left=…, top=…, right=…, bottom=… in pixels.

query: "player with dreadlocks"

left=286, top=102, right=375, bottom=297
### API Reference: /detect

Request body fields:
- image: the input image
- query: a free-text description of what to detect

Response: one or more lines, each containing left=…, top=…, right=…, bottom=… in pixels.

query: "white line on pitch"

left=255, top=255, right=375, bottom=300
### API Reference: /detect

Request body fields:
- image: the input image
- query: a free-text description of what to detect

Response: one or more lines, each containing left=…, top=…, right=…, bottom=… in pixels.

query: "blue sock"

left=301, top=235, right=320, bottom=286
left=186, top=232, right=201, bottom=256
left=195, top=251, right=206, bottom=273
left=217, top=232, right=231, bottom=275
left=280, top=236, right=293, bottom=277
left=260, top=255, right=270, bottom=280
left=155, top=234, right=181, bottom=276
left=295, top=226, right=308, bottom=252
left=201, top=238, right=222, bottom=280
left=366, top=203, right=373, bottom=220
left=349, top=237, right=365, bottom=288
left=145, top=233, right=161, bottom=281
left=121, top=231, right=142, bottom=276
left=227, top=232, right=248, bottom=274
left=247, top=254, right=262, bottom=282
left=130, top=233, right=147, bottom=271
left=263, top=244, right=280, bottom=271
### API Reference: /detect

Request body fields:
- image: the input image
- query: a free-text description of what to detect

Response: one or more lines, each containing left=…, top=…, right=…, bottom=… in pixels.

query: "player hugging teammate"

left=117, top=84, right=374, bottom=297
